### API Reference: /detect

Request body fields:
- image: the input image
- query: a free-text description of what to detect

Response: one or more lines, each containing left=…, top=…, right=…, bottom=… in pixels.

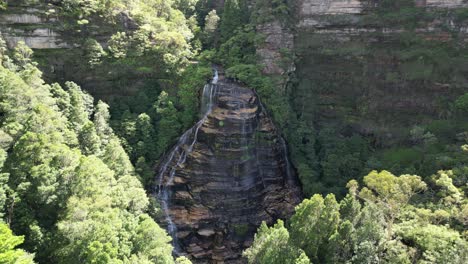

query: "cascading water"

left=280, top=137, right=295, bottom=185
left=154, top=68, right=302, bottom=262
left=156, top=69, right=219, bottom=253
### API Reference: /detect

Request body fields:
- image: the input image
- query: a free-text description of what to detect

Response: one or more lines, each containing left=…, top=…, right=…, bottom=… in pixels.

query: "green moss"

left=232, top=223, right=249, bottom=237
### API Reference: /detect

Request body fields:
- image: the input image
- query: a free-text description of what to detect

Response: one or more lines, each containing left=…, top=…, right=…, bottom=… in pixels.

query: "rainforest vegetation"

left=0, top=0, right=467, bottom=263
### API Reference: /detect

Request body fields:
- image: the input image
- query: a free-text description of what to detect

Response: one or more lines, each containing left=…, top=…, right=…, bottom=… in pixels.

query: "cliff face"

left=0, top=3, right=69, bottom=49
left=0, top=1, right=143, bottom=102
left=156, top=74, right=302, bottom=263
left=293, top=0, right=468, bottom=145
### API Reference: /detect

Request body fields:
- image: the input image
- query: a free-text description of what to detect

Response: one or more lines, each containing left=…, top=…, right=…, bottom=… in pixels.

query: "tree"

left=0, top=37, right=7, bottom=63
left=243, top=220, right=310, bottom=264
left=359, top=170, right=427, bottom=221
left=174, top=0, right=198, bottom=16
left=135, top=156, right=153, bottom=185
left=78, top=121, right=101, bottom=155
left=154, top=91, right=182, bottom=157
left=1, top=43, right=176, bottom=263
left=93, top=100, right=113, bottom=146
left=219, top=0, right=249, bottom=42
left=67, top=82, right=93, bottom=133
left=83, top=38, right=106, bottom=68
left=203, top=10, right=220, bottom=47
left=0, top=223, right=35, bottom=264
left=101, top=137, right=135, bottom=178
left=289, top=194, right=340, bottom=262
left=177, top=65, right=212, bottom=127
left=12, top=41, right=33, bottom=69
left=49, top=83, right=72, bottom=118
left=455, top=93, right=468, bottom=113
left=131, top=214, right=174, bottom=263
left=135, top=113, right=156, bottom=161
left=176, top=256, right=192, bottom=264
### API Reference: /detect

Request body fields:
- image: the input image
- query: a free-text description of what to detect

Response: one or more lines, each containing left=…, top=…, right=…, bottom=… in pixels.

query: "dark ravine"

left=155, top=70, right=302, bottom=263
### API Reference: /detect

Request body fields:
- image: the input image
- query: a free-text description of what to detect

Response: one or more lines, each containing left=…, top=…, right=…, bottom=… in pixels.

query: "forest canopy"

left=0, top=39, right=183, bottom=263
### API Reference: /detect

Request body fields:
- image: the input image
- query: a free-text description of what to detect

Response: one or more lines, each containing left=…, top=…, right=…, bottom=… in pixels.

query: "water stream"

left=155, top=69, right=298, bottom=258
left=156, top=69, right=219, bottom=253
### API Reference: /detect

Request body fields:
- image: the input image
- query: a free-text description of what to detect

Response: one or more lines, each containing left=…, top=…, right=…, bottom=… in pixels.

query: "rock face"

left=256, top=21, right=294, bottom=76
left=0, top=6, right=69, bottom=49
left=156, top=72, right=302, bottom=263
left=293, top=0, right=468, bottom=145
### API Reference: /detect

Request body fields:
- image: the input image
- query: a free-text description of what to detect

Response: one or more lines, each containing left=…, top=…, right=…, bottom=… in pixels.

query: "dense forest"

left=0, top=0, right=467, bottom=263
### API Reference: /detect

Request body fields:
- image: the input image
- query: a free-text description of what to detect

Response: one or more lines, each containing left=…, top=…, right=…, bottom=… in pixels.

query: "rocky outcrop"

left=256, top=21, right=294, bottom=76
left=0, top=6, right=69, bottom=49
left=425, top=0, right=468, bottom=8
left=299, top=0, right=362, bottom=16
left=156, top=75, right=302, bottom=263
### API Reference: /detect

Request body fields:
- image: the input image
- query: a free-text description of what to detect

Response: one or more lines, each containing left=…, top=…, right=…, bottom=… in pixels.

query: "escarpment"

left=156, top=72, right=302, bottom=263
left=293, top=0, right=468, bottom=146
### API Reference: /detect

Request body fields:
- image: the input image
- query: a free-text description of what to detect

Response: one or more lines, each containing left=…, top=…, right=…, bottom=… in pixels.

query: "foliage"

left=0, top=41, right=176, bottom=263
left=218, top=26, right=257, bottom=67
left=219, top=0, right=250, bottom=42
left=154, top=91, right=183, bottom=158
left=202, top=9, right=220, bottom=48
left=244, top=220, right=310, bottom=264
left=251, top=0, right=291, bottom=24
left=0, top=223, right=35, bottom=264
left=177, top=64, right=212, bottom=127
left=455, top=93, right=468, bottom=112
left=317, top=129, right=371, bottom=196
left=247, top=166, right=468, bottom=264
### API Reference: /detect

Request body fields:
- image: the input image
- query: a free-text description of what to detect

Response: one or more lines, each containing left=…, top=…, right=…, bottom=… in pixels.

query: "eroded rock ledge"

left=156, top=79, right=302, bottom=263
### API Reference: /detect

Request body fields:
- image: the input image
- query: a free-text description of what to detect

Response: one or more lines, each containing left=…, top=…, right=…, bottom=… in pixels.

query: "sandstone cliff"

left=293, top=0, right=468, bottom=145
left=156, top=74, right=302, bottom=263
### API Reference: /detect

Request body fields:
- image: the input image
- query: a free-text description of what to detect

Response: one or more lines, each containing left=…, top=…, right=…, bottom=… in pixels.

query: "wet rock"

left=198, top=229, right=216, bottom=237
left=156, top=79, right=302, bottom=263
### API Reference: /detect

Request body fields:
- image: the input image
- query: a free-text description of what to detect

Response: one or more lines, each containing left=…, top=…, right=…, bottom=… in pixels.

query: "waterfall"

left=280, top=137, right=295, bottom=185
left=156, top=69, right=219, bottom=254
left=152, top=68, right=302, bottom=262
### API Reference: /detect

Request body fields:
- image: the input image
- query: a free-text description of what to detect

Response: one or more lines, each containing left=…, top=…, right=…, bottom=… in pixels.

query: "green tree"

left=1, top=42, right=176, bottom=263
left=203, top=10, right=220, bottom=47
left=101, top=137, right=135, bottom=178
left=176, top=256, right=192, bottom=264
left=455, top=93, right=468, bottom=112
left=289, top=194, right=340, bottom=262
left=12, top=41, right=33, bottom=69
left=174, top=0, right=198, bottom=16
left=0, top=223, right=35, bottom=264
left=244, top=220, right=310, bottom=264
left=67, top=82, right=93, bottom=133
left=93, top=100, right=113, bottom=146
left=135, top=113, right=156, bottom=160
left=154, top=91, right=181, bottom=157
left=359, top=170, right=427, bottom=223
left=135, top=156, right=153, bottom=185
left=219, top=0, right=249, bottom=42
left=177, top=65, right=212, bottom=127
left=131, top=214, right=174, bottom=263
left=78, top=121, right=101, bottom=155
left=83, top=38, right=106, bottom=68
